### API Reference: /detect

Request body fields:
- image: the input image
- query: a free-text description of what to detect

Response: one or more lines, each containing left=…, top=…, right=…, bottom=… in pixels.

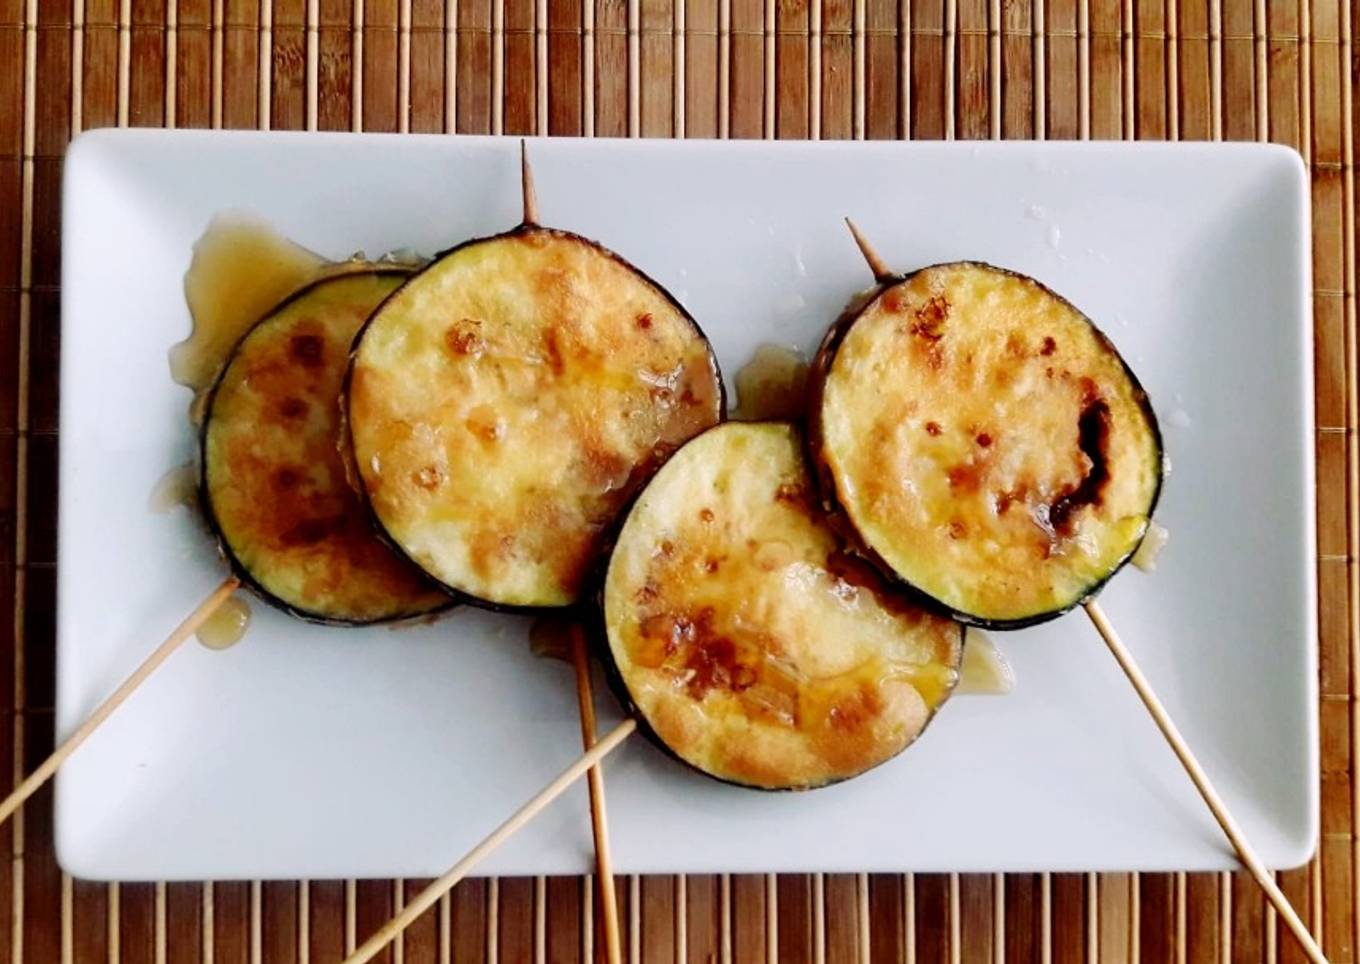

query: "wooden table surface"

left=1, top=0, right=1355, bottom=961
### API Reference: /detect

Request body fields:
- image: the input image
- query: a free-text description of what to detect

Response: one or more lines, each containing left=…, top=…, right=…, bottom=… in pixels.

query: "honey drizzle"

left=148, top=462, right=198, bottom=513
left=528, top=613, right=581, bottom=663
left=196, top=594, right=252, bottom=650
left=731, top=344, right=810, bottom=421
left=169, top=214, right=330, bottom=400
left=956, top=628, right=1015, bottom=695
left=1131, top=521, right=1170, bottom=572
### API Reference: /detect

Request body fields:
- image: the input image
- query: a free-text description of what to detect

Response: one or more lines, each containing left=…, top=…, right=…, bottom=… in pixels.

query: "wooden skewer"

left=521, top=138, right=539, bottom=225
left=1084, top=602, right=1327, bottom=964
left=343, top=717, right=639, bottom=964
left=840, top=225, right=1327, bottom=963
left=516, top=140, right=621, bottom=959
left=511, top=143, right=626, bottom=958
left=844, top=218, right=896, bottom=283
left=0, top=576, right=241, bottom=827
left=569, top=626, right=624, bottom=964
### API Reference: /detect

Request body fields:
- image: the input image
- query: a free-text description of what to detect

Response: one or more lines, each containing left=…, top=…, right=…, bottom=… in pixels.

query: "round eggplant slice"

left=602, top=421, right=962, bottom=790
left=202, top=270, right=452, bottom=624
left=347, top=226, right=724, bottom=609
left=809, top=261, right=1163, bottom=628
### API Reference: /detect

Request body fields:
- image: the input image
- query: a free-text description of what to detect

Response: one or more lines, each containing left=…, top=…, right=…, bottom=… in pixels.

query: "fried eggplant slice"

left=202, top=270, right=451, bottom=624
left=602, top=421, right=962, bottom=790
left=809, top=262, right=1163, bottom=628
left=347, top=226, right=724, bottom=609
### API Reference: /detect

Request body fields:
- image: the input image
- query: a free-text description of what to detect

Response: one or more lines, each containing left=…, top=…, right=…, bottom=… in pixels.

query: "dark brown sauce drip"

left=1043, top=399, right=1112, bottom=536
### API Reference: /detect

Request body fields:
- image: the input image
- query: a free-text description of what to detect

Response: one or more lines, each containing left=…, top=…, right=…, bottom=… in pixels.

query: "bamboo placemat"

left=0, top=0, right=1354, bottom=960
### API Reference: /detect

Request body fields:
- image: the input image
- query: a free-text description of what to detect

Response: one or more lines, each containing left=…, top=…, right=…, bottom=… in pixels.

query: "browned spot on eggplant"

left=1046, top=399, right=1112, bottom=536
left=445, top=319, right=485, bottom=357
left=636, top=312, right=654, bottom=330
left=467, top=529, right=514, bottom=579
left=925, top=421, right=942, bottom=437
left=680, top=617, right=747, bottom=699
left=994, top=484, right=1028, bottom=516
left=775, top=481, right=809, bottom=509
left=288, top=333, right=324, bottom=367
left=640, top=611, right=696, bottom=655
left=828, top=685, right=882, bottom=733
left=543, top=328, right=566, bottom=375
left=281, top=516, right=343, bottom=546
left=278, top=397, right=308, bottom=419
left=698, top=507, right=715, bottom=523
left=412, top=465, right=444, bottom=490
left=703, top=557, right=722, bottom=573
left=580, top=442, right=631, bottom=491
left=465, top=405, right=504, bottom=443
left=948, top=519, right=967, bottom=539
left=908, top=297, right=950, bottom=340
left=976, top=432, right=992, bottom=448
left=947, top=461, right=985, bottom=492
left=1041, top=336, right=1057, bottom=356
left=271, top=466, right=305, bottom=492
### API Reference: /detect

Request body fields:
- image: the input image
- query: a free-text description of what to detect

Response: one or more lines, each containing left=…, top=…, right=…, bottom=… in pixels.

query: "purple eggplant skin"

left=199, top=268, right=455, bottom=627
left=804, top=261, right=1165, bottom=631
left=342, top=223, right=727, bottom=615
left=589, top=420, right=966, bottom=792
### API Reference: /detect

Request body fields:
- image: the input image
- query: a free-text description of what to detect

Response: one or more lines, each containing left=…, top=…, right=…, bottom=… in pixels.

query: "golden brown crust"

left=603, top=422, right=962, bottom=790
left=347, top=226, right=723, bottom=608
left=202, top=271, right=451, bottom=624
left=810, top=262, right=1162, bottom=626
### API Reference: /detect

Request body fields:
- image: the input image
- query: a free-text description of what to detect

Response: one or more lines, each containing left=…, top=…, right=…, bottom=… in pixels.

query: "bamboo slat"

left=0, top=0, right=1353, bottom=957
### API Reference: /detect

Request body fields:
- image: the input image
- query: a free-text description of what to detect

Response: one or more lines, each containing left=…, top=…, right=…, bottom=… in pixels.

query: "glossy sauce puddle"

left=195, top=595, right=253, bottom=650
left=147, top=462, right=198, bottom=513
left=167, top=215, right=329, bottom=650
left=730, top=343, right=809, bottom=421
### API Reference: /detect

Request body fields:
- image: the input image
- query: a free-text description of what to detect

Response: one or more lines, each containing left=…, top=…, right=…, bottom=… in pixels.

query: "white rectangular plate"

left=58, top=131, right=1315, bottom=880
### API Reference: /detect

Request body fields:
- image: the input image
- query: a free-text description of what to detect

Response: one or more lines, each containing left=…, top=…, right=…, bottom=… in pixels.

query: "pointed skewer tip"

left=520, top=140, right=539, bottom=226
left=844, top=217, right=895, bottom=283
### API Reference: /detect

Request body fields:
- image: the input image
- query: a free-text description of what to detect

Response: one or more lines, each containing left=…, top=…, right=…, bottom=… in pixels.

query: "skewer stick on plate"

left=519, top=138, right=624, bottom=964
left=1083, top=601, right=1325, bottom=963
left=521, top=139, right=539, bottom=225
left=0, top=576, right=242, bottom=827
left=842, top=221, right=1326, bottom=964
left=343, top=717, right=638, bottom=964
left=570, top=624, right=625, bottom=964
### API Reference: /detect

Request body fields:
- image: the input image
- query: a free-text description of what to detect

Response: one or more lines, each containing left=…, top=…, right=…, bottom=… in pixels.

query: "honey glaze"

left=196, top=594, right=252, bottom=650
left=148, top=462, right=198, bottom=513
left=955, top=628, right=1015, bottom=695
left=1131, top=521, right=1170, bottom=572
left=529, top=613, right=583, bottom=663
left=169, top=214, right=330, bottom=412
left=731, top=344, right=810, bottom=421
